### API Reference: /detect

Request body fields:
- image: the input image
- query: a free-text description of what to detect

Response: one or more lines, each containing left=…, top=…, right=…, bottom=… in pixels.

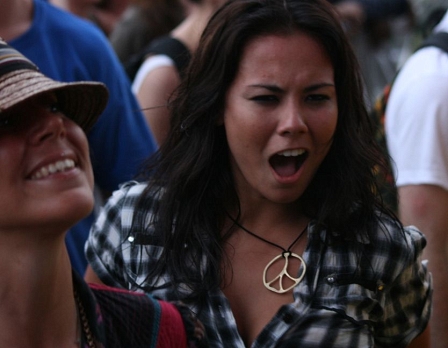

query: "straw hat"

left=0, top=39, right=109, bottom=132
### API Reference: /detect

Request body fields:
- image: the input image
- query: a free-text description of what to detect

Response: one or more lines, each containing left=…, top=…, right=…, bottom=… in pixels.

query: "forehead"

left=233, top=31, right=333, bottom=84
left=241, top=31, right=328, bottom=63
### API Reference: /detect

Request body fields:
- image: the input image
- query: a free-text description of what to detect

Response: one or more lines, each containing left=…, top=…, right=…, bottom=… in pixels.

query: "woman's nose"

left=28, top=112, right=67, bottom=145
left=277, top=103, right=308, bottom=136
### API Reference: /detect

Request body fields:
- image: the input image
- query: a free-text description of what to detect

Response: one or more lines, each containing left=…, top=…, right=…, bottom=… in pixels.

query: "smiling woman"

left=0, top=93, right=96, bottom=230
left=85, top=0, right=432, bottom=347
left=0, top=39, right=207, bottom=348
left=0, top=44, right=105, bottom=231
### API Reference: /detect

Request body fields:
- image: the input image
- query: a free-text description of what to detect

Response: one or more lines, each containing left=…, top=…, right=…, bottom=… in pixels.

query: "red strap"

left=156, top=301, right=188, bottom=348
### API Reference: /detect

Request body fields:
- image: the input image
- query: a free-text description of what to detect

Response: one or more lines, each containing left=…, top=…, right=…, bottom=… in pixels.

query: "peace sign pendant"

left=263, top=251, right=306, bottom=294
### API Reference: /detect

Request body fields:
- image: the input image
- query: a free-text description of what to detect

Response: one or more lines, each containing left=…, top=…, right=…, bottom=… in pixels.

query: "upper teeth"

left=31, top=159, right=75, bottom=179
left=278, top=149, right=305, bottom=157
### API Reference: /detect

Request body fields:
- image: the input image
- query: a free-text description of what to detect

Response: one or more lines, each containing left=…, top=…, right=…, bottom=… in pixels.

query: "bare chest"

left=222, top=242, right=304, bottom=346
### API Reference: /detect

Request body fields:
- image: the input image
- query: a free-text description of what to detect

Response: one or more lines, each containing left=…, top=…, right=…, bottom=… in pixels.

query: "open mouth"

left=269, top=149, right=308, bottom=177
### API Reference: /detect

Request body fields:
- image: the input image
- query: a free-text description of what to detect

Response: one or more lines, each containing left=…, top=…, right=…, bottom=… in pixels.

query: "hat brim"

left=0, top=70, right=109, bottom=132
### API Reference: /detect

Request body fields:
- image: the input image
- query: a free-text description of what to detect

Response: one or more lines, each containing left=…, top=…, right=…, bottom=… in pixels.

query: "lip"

left=269, top=147, right=308, bottom=184
left=26, top=152, right=79, bottom=180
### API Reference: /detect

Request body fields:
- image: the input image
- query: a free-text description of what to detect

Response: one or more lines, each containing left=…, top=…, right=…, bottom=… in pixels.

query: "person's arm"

left=136, top=64, right=180, bottom=146
left=399, top=184, right=448, bottom=348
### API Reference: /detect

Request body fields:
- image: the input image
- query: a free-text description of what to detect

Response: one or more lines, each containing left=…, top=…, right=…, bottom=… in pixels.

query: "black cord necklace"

left=231, top=219, right=308, bottom=294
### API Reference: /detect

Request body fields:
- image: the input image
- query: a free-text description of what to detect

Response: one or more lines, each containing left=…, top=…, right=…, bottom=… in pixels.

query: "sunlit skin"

left=0, top=93, right=94, bottom=235
left=223, top=31, right=338, bottom=209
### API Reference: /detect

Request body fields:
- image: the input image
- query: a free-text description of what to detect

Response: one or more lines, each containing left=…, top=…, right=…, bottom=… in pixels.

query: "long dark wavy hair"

left=133, top=0, right=393, bottom=302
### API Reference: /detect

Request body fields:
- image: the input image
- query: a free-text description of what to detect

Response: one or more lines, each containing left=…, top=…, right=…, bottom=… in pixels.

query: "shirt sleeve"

left=85, top=182, right=141, bottom=289
left=386, top=48, right=448, bottom=190
left=374, top=226, right=432, bottom=347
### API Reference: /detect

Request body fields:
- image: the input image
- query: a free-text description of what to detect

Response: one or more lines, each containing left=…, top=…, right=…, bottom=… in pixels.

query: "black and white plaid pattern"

left=86, top=181, right=432, bottom=348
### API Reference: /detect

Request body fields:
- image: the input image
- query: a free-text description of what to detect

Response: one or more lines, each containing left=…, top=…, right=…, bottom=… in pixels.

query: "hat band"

left=0, top=42, right=40, bottom=77
left=0, top=60, right=39, bottom=77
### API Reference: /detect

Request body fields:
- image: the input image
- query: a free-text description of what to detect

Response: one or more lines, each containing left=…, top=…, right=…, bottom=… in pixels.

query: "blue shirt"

left=9, top=0, right=157, bottom=274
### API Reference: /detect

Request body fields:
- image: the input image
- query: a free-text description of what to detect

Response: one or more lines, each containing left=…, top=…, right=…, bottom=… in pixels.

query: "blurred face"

left=223, top=31, right=337, bottom=206
left=0, top=93, right=94, bottom=233
left=67, top=0, right=101, bottom=17
left=90, top=0, right=131, bottom=35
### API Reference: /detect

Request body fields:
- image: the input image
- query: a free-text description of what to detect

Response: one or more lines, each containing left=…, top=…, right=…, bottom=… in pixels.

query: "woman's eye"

left=50, top=103, right=61, bottom=113
left=0, top=117, right=14, bottom=128
left=250, top=95, right=279, bottom=103
left=306, top=94, right=330, bottom=103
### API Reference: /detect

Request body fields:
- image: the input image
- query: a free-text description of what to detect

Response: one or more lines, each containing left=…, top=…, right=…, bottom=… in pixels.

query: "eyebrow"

left=304, top=83, right=335, bottom=92
left=248, top=84, right=283, bottom=93
left=248, top=82, right=335, bottom=93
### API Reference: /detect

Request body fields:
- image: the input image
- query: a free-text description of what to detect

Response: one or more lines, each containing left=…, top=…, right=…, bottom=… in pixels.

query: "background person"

left=131, top=0, right=227, bottom=146
left=49, top=0, right=131, bottom=35
left=0, top=39, right=206, bottom=348
left=109, top=0, right=185, bottom=65
left=0, top=0, right=158, bottom=275
left=329, top=0, right=413, bottom=108
left=385, top=1, right=448, bottom=347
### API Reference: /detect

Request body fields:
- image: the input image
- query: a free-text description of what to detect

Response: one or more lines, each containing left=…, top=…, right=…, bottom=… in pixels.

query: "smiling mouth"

left=269, top=149, right=308, bottom=177
left=30, top=159, right=76, bottom=180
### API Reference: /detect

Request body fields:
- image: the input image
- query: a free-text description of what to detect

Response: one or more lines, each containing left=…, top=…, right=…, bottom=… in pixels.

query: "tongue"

left=270, top=156, right=297, bottom=177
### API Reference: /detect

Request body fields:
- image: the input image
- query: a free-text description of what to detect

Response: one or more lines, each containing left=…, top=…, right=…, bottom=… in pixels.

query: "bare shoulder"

left=138, top=64, right=181, bottom=104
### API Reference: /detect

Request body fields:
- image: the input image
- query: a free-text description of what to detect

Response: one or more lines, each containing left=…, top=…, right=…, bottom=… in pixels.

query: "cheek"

left=224, top=115, right=259, bottom=176
left=310, top=112, right=338, bottom=148
left=71, top=124, right=90, bottom=150
left=224, top=106, right=245, bottom=149
left=0, top=137, right=24, bottom=174
left=86, top=161, right=95, bottom=189
left=225, top=115, right=264, bottom=160
left=225, top=122, right=247, bottom=160
left=224, top=102, right=270, bottom=147
left=82, top=141, right=94, bottom=189
left=69, top=126, right=94, bottom=187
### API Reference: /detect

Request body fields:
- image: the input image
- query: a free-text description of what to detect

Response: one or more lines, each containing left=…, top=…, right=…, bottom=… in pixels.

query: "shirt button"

left=283, top=313, right=294, bottom=323
left=327, top=276, right=335, bottom=284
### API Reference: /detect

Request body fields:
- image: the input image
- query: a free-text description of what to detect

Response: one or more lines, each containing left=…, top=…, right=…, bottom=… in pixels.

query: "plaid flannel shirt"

left=86, top=181, right=432, bottom=348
